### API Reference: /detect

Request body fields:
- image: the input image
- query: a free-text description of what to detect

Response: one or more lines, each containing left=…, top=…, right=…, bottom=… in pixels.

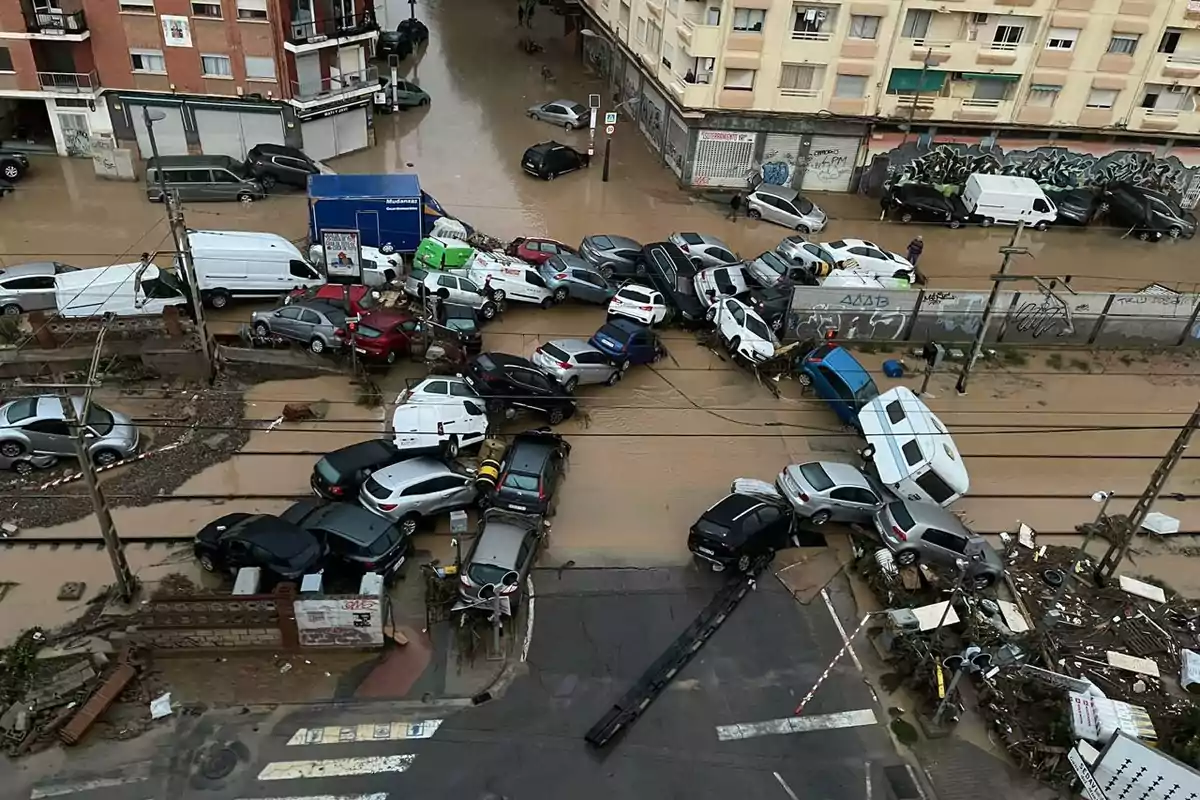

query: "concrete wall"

left=786, top=286, right=1200, bottom=347
left=295, top=594, right=384, bottom=648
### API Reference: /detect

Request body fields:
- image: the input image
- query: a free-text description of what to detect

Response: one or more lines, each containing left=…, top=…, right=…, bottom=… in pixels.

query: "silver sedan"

left=527, top=99, right=590, bottom=130
left=669, top=232, right=738, bottom=269
left=776, top=461, right=888, bottom=525
left=532, top=339, right=619, bottom=392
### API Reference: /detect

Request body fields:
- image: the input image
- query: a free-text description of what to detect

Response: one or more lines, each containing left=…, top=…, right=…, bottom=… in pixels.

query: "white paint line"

left=258, top=755, right=416, bottom=781
left=907, top=764, right=929, bottom=800
left=822, top=587, right=863, bottom=673
left=286, top=719, right=442, bottom=746
left=30, top=776, right=149, bottom=799
left=235, top=795, right=388, bottom=800
left=521, top=574, right=536, bottom=663
left=774, top=772, right=801, bottom=800
left=865, top=761, right=873, bottom=800
left=716, top=709, right=878, bottom=742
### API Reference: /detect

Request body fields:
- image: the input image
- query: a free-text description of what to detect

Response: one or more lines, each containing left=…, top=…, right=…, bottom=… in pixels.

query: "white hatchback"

left=607, top=284, right=669, bottom=326
left=390, top=397, right=488, bottom=459
left=707, top=297, right=778, bottom=363
left=822, top=238, right=916, bottom=282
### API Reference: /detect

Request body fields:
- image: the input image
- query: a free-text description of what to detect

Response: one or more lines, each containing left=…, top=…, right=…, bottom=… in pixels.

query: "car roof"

left=414, top=374, right=470, bottom=390
left=473, top=517, right=532, bottom=568
left=588, top=234, right=641, bottom=250
left=360, top=308, right=412, bottom=327
left=897, top=498, right=971, bottom=534
left=807, top=344, right=875, bottom=389
left=546, top=254, right=591, bottom=270
left=250, top=143, right=307, bottom=158
left=238, top=516, right=318, bottom=557
left=754, top=184, right=799, bottom=201
left=291, top=300, right=346, bottom=318
left=545, top=338, right=598, bottom=356
left=440, top=303, right=475, bottom=318
left=304, top=503, right=396, bottom=545
left=704, top=493, right=764, bottom=525
left=373, top=456, right=456, bottom=486
left=605, top=316, right=645, bottom=336
left=549, top=99, right=581, bottom=107
left=0, top=262, right=58, bottom=278
left=897, top=184, right=940, bottom=198
left=829, top=238, right=869, bottom=249
left=477, top=352, right=534, bottom=370
left=674, top=232, right=728, bottom=248
left=506, top=437, right=556, bottom=474
left=322, top=439, right=396, bottom=471
left=810, top=461, right=872, bottom=488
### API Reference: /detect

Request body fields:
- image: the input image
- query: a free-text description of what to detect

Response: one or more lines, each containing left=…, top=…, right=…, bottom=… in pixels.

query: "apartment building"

left=0, top=0, right=378, bottom=160
left=578, top=0, right=1200, bottom=198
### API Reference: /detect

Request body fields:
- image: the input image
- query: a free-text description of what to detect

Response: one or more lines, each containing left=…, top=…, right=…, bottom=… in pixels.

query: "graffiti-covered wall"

left=860, top=137, right=1200, bottom=208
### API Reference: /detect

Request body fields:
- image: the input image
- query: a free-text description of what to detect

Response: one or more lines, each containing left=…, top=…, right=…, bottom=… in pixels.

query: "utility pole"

left=45, top=318, right=136, bottom=602
left=955, top=221, right=1027, bottom=395
left=144, top=107, right=214, bottom=381
left=1094, top=403, right=1200, bottom=585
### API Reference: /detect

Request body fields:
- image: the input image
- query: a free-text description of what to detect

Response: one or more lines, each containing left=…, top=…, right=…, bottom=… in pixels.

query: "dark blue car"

left=797, top=344, right=880, bottom=427
left=588, top=318, right=664, bottom=366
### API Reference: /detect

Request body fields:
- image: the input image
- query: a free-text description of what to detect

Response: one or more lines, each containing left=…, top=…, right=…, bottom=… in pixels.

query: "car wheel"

left=771, top=316, right=783, bottom=333
left=92, top=449, right=121, bottom=468
left=1137, top=230, right=1152, bottom=242
left=547, top=406, right=566, bottom=425
left=481, top=301, right=498, bottom=320
left=0, top=441, right=24, bottom=459
left=948, top=219, right=962, bottom=230
left=973, top=573, right=996, bottom=591
left=208, top=290, right=230, bottom=310
left=261, top=174, right=277, bottom=191
left=981, top=217, right=994, bottom=228
left=859, top=444, right=877, bottom=460
left=1169, top=226, right=1183, bottom=239
left=1, top=304, right=20, bottom=317
left=747, top=209, right=762, bottom=220
left=492, top=289, right=506, bottom=303
left=540, top=296, right=555, bottom=310
left=444, top=435, right=460, bottom=459
left=12, top=460, right=33, bottom=477
left=400, top=514, right=421, bottom=537
left=385, top=350, right=397, bottom=365
left=553, top=287, right=568, bottom=303
left=237, top=191, right=255, bottom=203
left=736, top=553, right=751, bottom=572
left=565, top=121, right=576, bottom=131
left=1097, top=201, right=1110, bottom=215
left=528, top=111, right=537, bottom=118
left=810, top=510, right=831, bottom=525
left=1034, top=220, right=1050, bottom=232
left=437, top=288, right=450, bottom=299
left=309, top=337, right=326, bottom=354
left=546, top=172, right=555, bottom=181
left=796, top=224, right=811, bottom=234
left=604, top=369, right=621, bottom=386
left=198, top=552, right=217, bottom=572
left=419, top=97, right=430, bottom=107
left=900, top=212, right=913, bottom=224
left=729, top=336, right=741, bottom=356
left=563, top=376, right=579, bottom=393
left=797, top=372, right=813, bottom=387
left=253, top=321, right=270, bottom=338
left=705, top=305, right=717, bottom=323
left=895, top=550, right=919, bottom=567
left=599, top=264, right=614, bottom=279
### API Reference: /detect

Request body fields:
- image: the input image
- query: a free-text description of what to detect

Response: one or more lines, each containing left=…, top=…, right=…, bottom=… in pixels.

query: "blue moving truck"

left=308, top=174, right=464, bottom=256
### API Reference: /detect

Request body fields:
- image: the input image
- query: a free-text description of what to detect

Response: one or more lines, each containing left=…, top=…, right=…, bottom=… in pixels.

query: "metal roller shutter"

left=196, top=109, right=285, bottom=159
left=801, top=134, right=861, bottom=192
left=691, top=130, right=756, bottom=188
left=334, top=108, right=368, bottom=155
left=665, top=112, right=688, bottom=177
left=761, top=133, right=803, bottom=189
left=638, top=85, right=665, bottom=151
left=302, top=116, right=337, bottom=162
left=622, top=58, right=640, bottom=104
left=237, top=112, right=286, bottom=155
left=132, top=105, right=187, bottom=157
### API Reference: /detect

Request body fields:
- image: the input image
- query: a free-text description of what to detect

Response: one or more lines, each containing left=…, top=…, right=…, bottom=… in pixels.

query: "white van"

left=55, top=263, right=190, bottom=319
left=962, top=174, right=1057, bottom=230
left=307, top=243, right=400, bottom=288
left=188, top=230, right=325, bottom=309
left=857, top=386, right=969, bottom=507
left=457, top=251, right=554, bottom=308
left=391, top=397, right=488, bottom=458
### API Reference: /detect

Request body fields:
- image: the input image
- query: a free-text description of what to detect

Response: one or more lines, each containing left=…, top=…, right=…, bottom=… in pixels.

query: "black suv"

left=882, top=184, right=976, bottom=229
left=638, top=242, right=704, bottom=325
left=1046, top=187, right=1099, bottom=226
left=1099, top=182, right=1197, bottom=241
left=521, top=141, right=589, bottom=180
left=463, top=352, right=578, bottom=425
left=489, top=430, right=571, bottom=516
left=688, top=486, right=795, bottom=572
left=281, top=499, right=410, bottom=578
left=311, top=438, right=408, bottom=500
left=437, top=302, right=483, bottom=354
left=375, top=27, right=414, bottom=60
left=398, top=17, right=428, bottom=45
left=0, top=148, right=29, bottom=182
left=244, top=143, right=322, bottom=191
left=194, top=512, right=326, bottom=580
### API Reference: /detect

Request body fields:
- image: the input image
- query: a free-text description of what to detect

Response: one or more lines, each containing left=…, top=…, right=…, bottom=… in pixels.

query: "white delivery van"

left=857, top=386, right=969, bottom=507
left=188, top=230, right=325, bottom=309
left=457, top=251, right=555, bottom=308
left=962, top=173, right=1057, bottom=230
left=55, top=263, right=191, bottom=318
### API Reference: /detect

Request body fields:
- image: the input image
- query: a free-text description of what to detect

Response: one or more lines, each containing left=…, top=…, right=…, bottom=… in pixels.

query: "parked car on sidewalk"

left=607, top=283, right=669, bottom=326
left=707, top=297, right=778, bottom=363
left=537, top=256, right=616, bottom=304
left=796, top=344, right=881, bottom=427
left=458, top=508, right=543, bottom=610
left=507, top=237, right=578, bottom=265
left=311, top=438, right=409, bottom=500
left=0, top=147, right=30, bottom=181
left=359, top=457, right=478, bottom=535
left=391, top=397, right=488, bottom=458
left=397, top=375, right=481, bottom=405
left=0, top=261, right=80, bottom=315
left=463, top=352, right=578, bottom=424
left=578, top=234, right=643, bottom=280
left=881, top=184, right=976, bottom=228
left=694, top=264, right=750, bottom=309
left=488, top=430, right=571, bottom=516
left=352, top=308, right=421, bottom=364
left=776, top=461, right=888, bottom=525
left=521, top=141, right=589, bottom=180
left=527, top=99, right=589, bottom=130
left=746, top=185, right=827, bottom=232
left=244, top=144, right=328, bottom=191
left=0, top=395, right=139, bottom=466
left=1098, top=182, right=1197, bottom=241
left=822, top=239, right=916, bottom=282
left=639, top=242, right=704, bottom=324
left=532, top=339, right=621, bottom=391
left=668, top=233, right=739, bottom=269
left=688, top=484, right=795, bottom=572
left=873, top=499, right=1004, bottom=589
left=1046, top=188, right=1100, bottom=226
left=588, top=317, right=664, bottom=368
left=193, top=512, right=325, bottom=580
left=287, top=283, right=379, bottom=316
left=281, top=499, right=411, bottom=578
left=251, top=300, right=348, bottom=354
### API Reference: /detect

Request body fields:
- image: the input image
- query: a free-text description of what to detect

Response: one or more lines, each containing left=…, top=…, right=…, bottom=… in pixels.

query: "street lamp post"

left=901, top=49, right=936, bottom=146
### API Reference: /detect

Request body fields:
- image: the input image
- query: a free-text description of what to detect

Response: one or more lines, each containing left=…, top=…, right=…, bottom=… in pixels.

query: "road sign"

left=589, top=93, right=601, bottom=109
left=604, top=112, right=618, bottom=125
left=605, top=124, right=615, bottom=135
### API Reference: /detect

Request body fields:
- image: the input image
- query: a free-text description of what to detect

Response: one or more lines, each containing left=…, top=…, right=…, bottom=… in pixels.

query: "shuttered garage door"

left=691, top=130, right=756, bottom=188
left=132, top=105, right=187, bottom=157
left=801, top=134, right=861, bottom=192
left=301, top=107, right=368, bottom=162
left=195, top=109, right=285, bottom=160
left=334, top=108, right=368, bottom=154
left=761, top=133, right=803, bottom=188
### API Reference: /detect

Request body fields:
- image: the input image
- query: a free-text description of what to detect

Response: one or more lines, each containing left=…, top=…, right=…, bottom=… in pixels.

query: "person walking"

left=727, top=191, right=742, bottom=221
left=906, top=235, right=924, bottom=265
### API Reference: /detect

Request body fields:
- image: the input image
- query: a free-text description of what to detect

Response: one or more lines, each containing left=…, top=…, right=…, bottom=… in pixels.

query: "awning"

left=962, top=72, right=1021, bottom=82
left=886, top=68, right=946, bottom=93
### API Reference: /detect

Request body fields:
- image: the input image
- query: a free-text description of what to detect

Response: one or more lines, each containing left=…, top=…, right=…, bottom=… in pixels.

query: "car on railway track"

left=872, top=498, right=1003, bottom=589
left=281, top=499, right=412, bottom=578
left=776, top=461, right=888, bottom=525
left=311, top=438, right=411, bottom=500
left=0, top=395, right=139, bottom=467
left=194, top=512, right=326, bottom=580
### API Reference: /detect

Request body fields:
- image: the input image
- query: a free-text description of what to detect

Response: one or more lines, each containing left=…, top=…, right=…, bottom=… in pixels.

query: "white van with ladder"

left=857, top=386, right=969, bottom=507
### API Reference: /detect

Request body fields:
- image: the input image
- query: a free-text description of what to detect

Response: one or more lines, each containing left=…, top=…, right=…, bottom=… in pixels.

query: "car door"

left=277, top=155, right=314, bottom=188
left=400, top=477, right=443, bottom=515
left=512, top=368, right=554, bottom=412
left=815, top=364, right=858, bottom=423
left=435, top=273, right=459, bottom=301
left=454, top=276, right=483, bottom=306
left=224, top=537, right=255, bottom=570
left=22, top=418, right=72, bottom=455
left=627, top=329, right=654, bottom=363
left=706, top=246, right=736, bottom=266
left=750, top=504, right=789, bottom=550
left=826, top=486, right=879, bottom=521
left=719, top=298, right=744, bottom=342
left=541, top=103, right=567, bottom=124
left=524, top=268, right=549, bottom=301
left=268, top=306, right=302, bottom=338
left=426, top=473, right=475, bottom=512
left=297, top=308, right=323, bottom=341
left=569, top=269, right=608, bottom=303
left=919, top=527, right=970, bottom=563
left=574, top=349, right=612, bottom=383
left=9, top=275, right=56, bottom=312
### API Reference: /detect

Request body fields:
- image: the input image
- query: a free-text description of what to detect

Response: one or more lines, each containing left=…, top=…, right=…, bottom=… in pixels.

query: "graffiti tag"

left=840, top=294, right=890, bottom=308
left=1009, top=293, right=1074, bottom=339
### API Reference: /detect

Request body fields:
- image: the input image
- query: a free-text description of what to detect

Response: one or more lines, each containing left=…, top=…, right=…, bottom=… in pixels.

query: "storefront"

left=801, top=134, right=862, bottom=192
left=665, top=112, right=688, bottom=178
left=298, top=98, right=372, bottom=162
left=130, top=102, right=188, bottom=156
left=691, top=130, right=757, bottom=188
left=194, top=105, right=286, bottom=160
left=637, top=83, right=667, bottom=153
left=108, top=93, right=299, bottom=161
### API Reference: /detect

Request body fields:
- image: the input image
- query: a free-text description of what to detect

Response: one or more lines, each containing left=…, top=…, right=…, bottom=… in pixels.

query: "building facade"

left=0, top=0, right=377, bottom=160
left=578, top=0, right=1200, bottom=201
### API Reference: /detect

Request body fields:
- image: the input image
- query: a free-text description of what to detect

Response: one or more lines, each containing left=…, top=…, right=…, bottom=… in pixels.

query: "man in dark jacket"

left=906, top=236, right=924, bottom=265
left=727, top=191, right=742, bottom=221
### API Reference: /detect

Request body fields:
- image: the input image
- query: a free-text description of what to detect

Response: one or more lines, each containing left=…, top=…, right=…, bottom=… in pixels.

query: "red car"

left=351, top=309, right=420, bottom=365
left=287, top=284, right=379, bottom=317
left=506, top=237, right=578, bottom=265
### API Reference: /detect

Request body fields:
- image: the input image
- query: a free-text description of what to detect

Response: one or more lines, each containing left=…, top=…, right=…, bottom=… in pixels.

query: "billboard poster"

left=321, top=229, right=362, bottom=279
left=161, top=15, right=192, bottom=48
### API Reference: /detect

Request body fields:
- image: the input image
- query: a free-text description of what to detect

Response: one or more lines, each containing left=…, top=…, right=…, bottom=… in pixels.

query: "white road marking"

left=907, top=764, right=929, bottom=800
left=822, top=587, right=863, bottom=672
left=235, top=796, right=388, bottom=800
left=865, top=761, right=873, bottom=800
left=258, top=755, right=416, bottom=781
left=30, top=776, right=149, bottom=799
left=286, top=719, right=442, bottom=746
left=716, top=708, right=878, bottom=742
left=521, top=574, right=536, bottom=663
left=774, top=772, right=801, bottom=800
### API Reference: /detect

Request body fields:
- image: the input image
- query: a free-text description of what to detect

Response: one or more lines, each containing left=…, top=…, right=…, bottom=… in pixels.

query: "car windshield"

left=468, top=561, right=511, bottom=587
left=4, top=398, right=37, bottom=424
left=86, top=404, right=115, bottom=435
left=796, top=197, right=814, bottom=214
left=143, top=268, right=185, bottom=299
left=569, top=103, right=587, bottom=115
left=356, top=324, right=384, bottom=339
left=539, top=342, right=571, bottom=363
left=362, top=475, right=391, bottom=499
left=590, top=235, right=614, bottom=249
left=475, top=354, right=496, bottom=371
left=812, top=245, right=836, bottom=266
left=757, top=252, right=790, bottom=276
left=889, top=501, right=916, bottom=531
left=315, top=458, right=341, bottom=485
left=361, top=525, right=402, bottom=557
left=502, top=472, right=539, bottom=492
left=799, top=463, right=834, bottom=491
left=596, top=323, right=631, bottom=344
left=445, top=318, right=477, bottom=333
left=358, top=292, right=379, bottom=310
left=744, top=315, right=773, bottom=341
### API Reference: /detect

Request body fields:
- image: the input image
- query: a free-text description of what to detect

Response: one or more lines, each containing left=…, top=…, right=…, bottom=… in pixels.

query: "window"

left=191, top=0, right=221, bottom=17
left=636, top=16, right=646, bottom=42
left=973, top=78, right=1011, bottom=101
left=289, top=259, right=318, bottom=279
left=901, top=441, right=923, bottom=468
left=779, top=64, right=816, bottom=91
left=244, top=55, right=275, bottom=80
left=1160, top=29, right=1181, bottom=54
left=885, top=400, right=906, bottom=424
left=901, top=8, right=930, bottom=39
left=1027, top=84, right=1060, bottom=106
left=201, top=54, right=232, bottom=77
left=992, top=25, right=1024, bottom=47
left=915, top=472, right=957, bottom=505
left=130, top=49, right=166, bottom=72
left=793, top=6, right=832, bottom=34
left=236, top=0, right=267, bottom=18
left=1086, top=88, right=1118, bottom=108
left=1107, top=34, right=1139, bottom=55
left=0, top=47, right=11, bottom=72
left=732, top=8, right=765, bottom=32
left=3, top=276, right=55, bottom=290
left=25, top=420, right=70, bottom=437
left=848, top=14, right=879, bottom=40
left=723, top=67, right=755, bottom=90
left=1045, top=26, right=1078, bottom=50
left=648, top=20, right=662, bottom=53
left=299, top=309, right=322, bottom=325
left=212, top=169, right=240, bottom=183
left=834, top=74, right=867, bottom=98
left=119, top=0, right=154, bottom=12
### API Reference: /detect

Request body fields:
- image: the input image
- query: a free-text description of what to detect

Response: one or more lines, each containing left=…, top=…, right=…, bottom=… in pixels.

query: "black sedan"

left=744, top=285, right=793, bottom=335
left=281, top=499, right=411, bottom=578
left=882, top=184, right=976, bottom=228
left=463, top=352, right=577, bottom=425
left=437, top=302, right=484, bottom=354
left=194, top=513, right=326, bottom=580
left=311, top=438, right=408, bottom=500
left=398, top=17, right=428, bottom=45
left=375, top=27, right=414, bottom=60
left=688, top=485, right=795, bottom=572
left=1046, top=188, right=1099, bottom=226
left=521, top=141, right=589, bottom=181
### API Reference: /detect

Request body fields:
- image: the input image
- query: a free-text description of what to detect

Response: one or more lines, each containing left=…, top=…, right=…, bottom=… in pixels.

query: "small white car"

left=694, top=265, right=750, bottom=310
left=822, top=239, right=916, bottom=282
left=396, top=375, right=481, bottom=406
left=390, top=397, right=488, bottom=459
left=607, top=284, right=669, bottom=326
left=707, top=297, right=778, bottom=363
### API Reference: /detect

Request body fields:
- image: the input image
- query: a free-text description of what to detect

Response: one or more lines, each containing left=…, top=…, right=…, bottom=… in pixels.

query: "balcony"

left=1159, top=52, right=1200, bottom=82
left=1131, top=107, right=1187, bottom=132
left=776, top=87, right=823, bottom=113
left=285, top=11, right=379, bottom=53
left=24, top=8, right=89, bottom=39
left=953, top=97, right=1015, bottom=122
left=290, top=65, right=379, bottom=104
left=781, top=28, right=838, bottom=63
left=903, top=39, right=1033, bottom=74
left=669, top=76, right=715, bottom=108
left=36, top=70, right=99, bottom=94
left=677, top=17, right=720, bottom=58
